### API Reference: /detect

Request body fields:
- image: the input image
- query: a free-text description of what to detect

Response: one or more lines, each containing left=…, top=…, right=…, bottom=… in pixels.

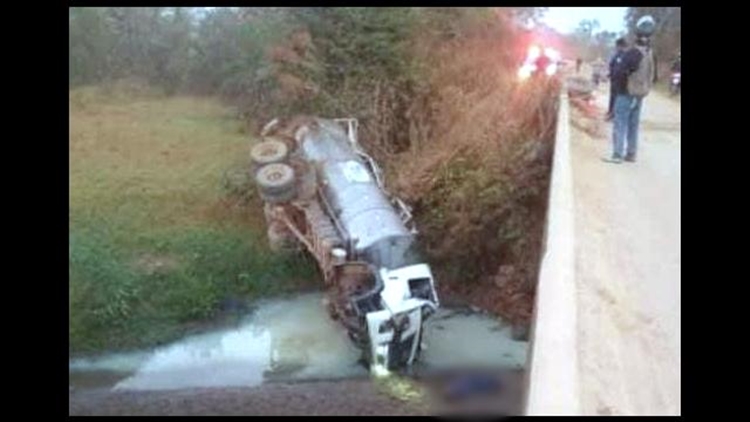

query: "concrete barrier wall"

left=523, top=88, right=581, bottom=415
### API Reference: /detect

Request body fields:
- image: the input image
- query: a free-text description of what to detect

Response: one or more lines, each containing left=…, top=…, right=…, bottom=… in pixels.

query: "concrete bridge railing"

left=523, top=86, right=581, bottom=415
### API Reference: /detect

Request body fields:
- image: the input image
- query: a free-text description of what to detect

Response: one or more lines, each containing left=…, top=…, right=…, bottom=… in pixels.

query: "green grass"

left=69, top=85, right=316, bottom=355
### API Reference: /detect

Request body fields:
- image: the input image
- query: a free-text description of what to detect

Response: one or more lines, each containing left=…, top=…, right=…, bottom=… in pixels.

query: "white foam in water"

left=69, top=293, right=527, bottom=391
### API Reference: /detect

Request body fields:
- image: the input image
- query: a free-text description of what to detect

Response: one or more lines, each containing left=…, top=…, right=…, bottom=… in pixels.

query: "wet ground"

left=70, top=293, right=528, bottom=415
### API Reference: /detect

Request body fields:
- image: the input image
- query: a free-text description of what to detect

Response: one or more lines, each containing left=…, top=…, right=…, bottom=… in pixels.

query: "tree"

left=187, top=7, right=245, bottom=94
left=567, top=19, right=604, bottom=61
left=576, top=19, right=600, bottom=39
left=149, top=8, right=196, bottom=93
left=69, top=8, right=115, bottom=86
left=511, top=7, right=548, bottom=27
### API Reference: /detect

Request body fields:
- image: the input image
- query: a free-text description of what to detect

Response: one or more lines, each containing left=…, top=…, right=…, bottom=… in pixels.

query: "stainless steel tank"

left=295, top=119, right=416, bottom=270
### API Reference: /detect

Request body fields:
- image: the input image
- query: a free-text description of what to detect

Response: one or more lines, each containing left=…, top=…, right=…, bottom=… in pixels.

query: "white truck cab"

left=365, top=264, right=439, bottom=373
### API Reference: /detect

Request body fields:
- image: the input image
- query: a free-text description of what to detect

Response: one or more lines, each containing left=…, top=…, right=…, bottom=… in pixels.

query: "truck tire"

left=250, top=140, right=289, bottom=167
left=255, top=163, right=296, bottom=203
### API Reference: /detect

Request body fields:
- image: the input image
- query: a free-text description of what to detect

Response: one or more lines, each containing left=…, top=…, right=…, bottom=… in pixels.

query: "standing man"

left=605, top=38, right=628, bottom=121
left=576, top=57, right=583, bottom=73
left=607, top=16, right=656, bottom=163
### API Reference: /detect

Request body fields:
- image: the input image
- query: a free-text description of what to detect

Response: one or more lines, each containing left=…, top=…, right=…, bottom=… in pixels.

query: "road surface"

left=570, top=87, right=680, bottom=415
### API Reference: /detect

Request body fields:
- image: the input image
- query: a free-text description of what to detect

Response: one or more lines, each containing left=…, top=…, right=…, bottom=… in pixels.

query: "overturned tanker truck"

left=250, top=116, right=439, bottom=373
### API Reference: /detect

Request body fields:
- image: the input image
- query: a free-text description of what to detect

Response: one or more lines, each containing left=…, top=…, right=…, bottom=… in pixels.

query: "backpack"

left=627, top=45, right=655, bottom=97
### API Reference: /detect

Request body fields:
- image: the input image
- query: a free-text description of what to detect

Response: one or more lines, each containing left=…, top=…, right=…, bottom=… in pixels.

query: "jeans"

left=607, top=84, right=615, bottom=115
left=612, top=94, right=643, bottom=159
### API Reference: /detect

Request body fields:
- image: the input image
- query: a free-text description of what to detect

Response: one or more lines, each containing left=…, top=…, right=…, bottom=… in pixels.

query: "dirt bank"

left=70, top=379, right=427, bottom=416
left=70, top=370, right=525, bottom=416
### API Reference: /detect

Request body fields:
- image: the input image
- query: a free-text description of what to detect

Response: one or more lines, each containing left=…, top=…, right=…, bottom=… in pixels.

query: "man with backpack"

left=607, top=16, right=656, bottom=163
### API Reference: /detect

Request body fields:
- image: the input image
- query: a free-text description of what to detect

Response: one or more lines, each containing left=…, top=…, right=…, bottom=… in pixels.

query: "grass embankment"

left=69, top=82, right=315, bottom=355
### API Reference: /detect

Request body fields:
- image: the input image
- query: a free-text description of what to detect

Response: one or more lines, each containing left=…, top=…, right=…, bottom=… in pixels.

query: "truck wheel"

left=255, top=163, right=296, bottom=203
left=250, top=140, right=289, bottom=167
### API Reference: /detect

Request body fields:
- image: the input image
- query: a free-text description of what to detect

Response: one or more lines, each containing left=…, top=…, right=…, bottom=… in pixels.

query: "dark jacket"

left=608, top=50, right=626, bottom=77
left=610, top=47, right=644, bottom=96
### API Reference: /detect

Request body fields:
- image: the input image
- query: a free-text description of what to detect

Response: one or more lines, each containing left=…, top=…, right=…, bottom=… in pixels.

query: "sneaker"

left=624, top=155, right=636, bottom=162
left=602, top=155, right=622, bottom=164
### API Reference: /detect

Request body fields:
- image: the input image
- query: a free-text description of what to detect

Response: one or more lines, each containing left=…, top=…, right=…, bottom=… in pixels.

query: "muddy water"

left=69, top=293, right=527, bottom=391
left=421, top=308, right=527, bottom=370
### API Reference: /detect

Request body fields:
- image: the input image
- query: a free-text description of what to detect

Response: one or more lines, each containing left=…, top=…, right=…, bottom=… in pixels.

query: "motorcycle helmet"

left=635, top=15, right=656, bottom=37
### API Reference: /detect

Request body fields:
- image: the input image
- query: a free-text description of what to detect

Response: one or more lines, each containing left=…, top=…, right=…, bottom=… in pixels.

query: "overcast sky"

left=541, top=7, right=628, bottom=35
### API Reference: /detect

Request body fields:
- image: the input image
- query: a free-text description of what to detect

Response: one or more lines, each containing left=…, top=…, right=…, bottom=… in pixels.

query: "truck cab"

left=364, top=264, right=438, bottom=371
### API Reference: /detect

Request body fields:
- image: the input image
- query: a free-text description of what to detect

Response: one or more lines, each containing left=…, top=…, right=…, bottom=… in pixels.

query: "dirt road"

left=570, top=88, right=680, bottom=415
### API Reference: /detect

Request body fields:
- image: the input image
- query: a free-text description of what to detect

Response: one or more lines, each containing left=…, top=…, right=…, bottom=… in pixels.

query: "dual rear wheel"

left=251, top=140, right=296, bottom=204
